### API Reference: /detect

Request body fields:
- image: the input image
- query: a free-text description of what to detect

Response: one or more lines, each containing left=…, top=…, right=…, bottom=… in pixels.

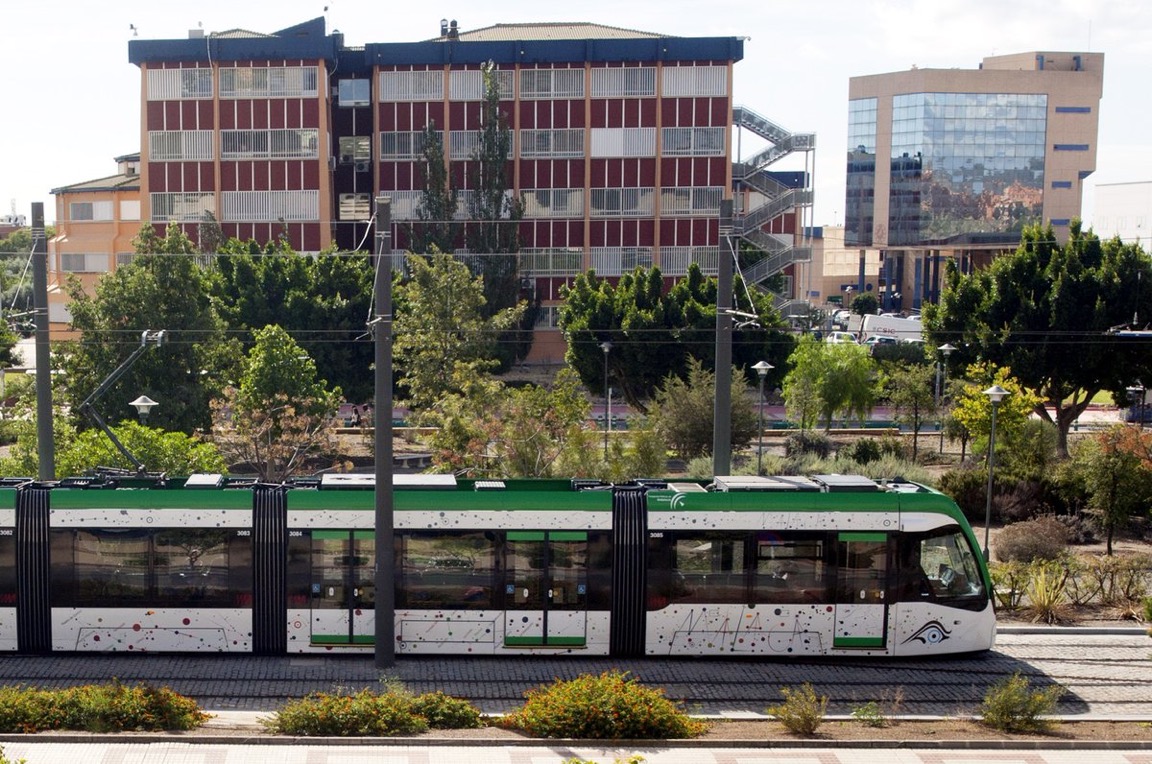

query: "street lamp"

left=937, top=343, right=956, bottom=452
left=982, top=384, right=1010, bottom=560
left=752, top=361, right=773, bottom=475
left=129, top=395, right=158, bottom=424
left=600, top=341, right=612, bottom=460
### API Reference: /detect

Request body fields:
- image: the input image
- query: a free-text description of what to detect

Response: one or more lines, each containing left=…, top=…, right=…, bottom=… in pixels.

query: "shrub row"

left=0, top=680, right=207, bottom=733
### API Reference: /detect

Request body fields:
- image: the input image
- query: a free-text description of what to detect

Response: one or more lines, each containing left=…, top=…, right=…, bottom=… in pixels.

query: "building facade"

left=845, top=52, right=1103, bottom=311
left=124, top=18, right=813, bottom=361
left=1094, top=181, right=1152, bottom=250
left=48, top=154, right=142, bottom=336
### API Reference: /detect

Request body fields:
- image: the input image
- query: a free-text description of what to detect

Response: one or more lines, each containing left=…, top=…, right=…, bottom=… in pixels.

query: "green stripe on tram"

left=838, top=532, right=887, bottom=542
left=833, top=636, right=885, bottom=648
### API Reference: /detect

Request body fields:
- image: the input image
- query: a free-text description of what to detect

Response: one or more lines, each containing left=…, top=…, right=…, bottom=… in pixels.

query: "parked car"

left=825, top=331, right=858, bottom=344
left=861, top=335, right=898, bottom=346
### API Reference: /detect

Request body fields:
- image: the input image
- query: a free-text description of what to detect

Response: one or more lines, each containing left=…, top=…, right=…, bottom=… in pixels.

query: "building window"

left=1054, top=106, right=1092, bottom=113
left=147, top=68, right=212, bottom=100
left=523, top=189, right=584, bottom=218
left=1053, top=144, right=1090, bottom=151
left=449, top=131, right=482, bottom=160
left=519, top=248, right=584, bottom=276
left=339, top=136, right=372, bottom=164
left=661, top=246, right=720, bottom=276
left=661, top=187, right=723, bottom=216
left=590, top=128, right=656, bottom=158
left=148, top=130, right=214, bottom=161
left=69, top=201, right=114, bottom=222
left=381, top=191, right=422, bottom=221
left=219, top=67, right=318, bottom=98
left=221, top=129, right=319, bottom=159
left=591, top=67, right=655, bottom=98
left=339, top=193, right=371, bottom=221
left=661, top=66, right=727, bottom=97
left=662, top=127, right=725, bottom=156
left=61, top=254, right=110, bottom=273
left=590, top=188, right=654, bottom=217
left=120, top=201, right=140, bottom=221
left=338, top=79, right=371, bottom=107
left=380, top=131, right=437, bottom=160
left=591, top=247, right=652, bottom=276
left=222, top=190, right=319, bottom=222
left=520, top=69, right=584, bottom=99
left=449, top=69, right=514, bottom=100
left=520, top=129, right=584, bottom=159
left=1050, top=218, right=1071, bottom=226
left=115, top=253, right=136, bottom=267
left=1051, top=180, right=1073, bottom=189
left=379, top=70, right=443, bottom=101
left=150, top=192, right=215, bottom=222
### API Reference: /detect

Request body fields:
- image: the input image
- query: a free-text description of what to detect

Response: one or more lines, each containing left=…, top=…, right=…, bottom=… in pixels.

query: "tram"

left=0, top=472, right=994, bottom=657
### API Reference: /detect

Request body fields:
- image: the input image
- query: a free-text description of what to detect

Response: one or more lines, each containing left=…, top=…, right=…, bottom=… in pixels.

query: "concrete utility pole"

left=373, top=196, right=395, bottom=668
left=712, top=200, right=734, bottom=477
left=31, top=203, right=53, bottom=480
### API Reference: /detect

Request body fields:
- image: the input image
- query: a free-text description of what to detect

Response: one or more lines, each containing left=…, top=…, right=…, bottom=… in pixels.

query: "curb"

left=997, top=625, right=1149, bottom=636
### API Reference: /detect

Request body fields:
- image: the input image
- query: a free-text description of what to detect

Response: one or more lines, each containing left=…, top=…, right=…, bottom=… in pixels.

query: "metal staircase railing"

left=738, top=188, right=813, bottom=233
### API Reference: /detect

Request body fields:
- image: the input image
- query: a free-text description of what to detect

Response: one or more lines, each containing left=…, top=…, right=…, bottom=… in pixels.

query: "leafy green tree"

left=421, top=366, right=590, bottom=478
left=949, top=363, right=1042, bottom=459
left=394, top=251, right=523, bottom=413
left=884, top=362, right=937, bottom=456
left=647, top=357, right=757, bottom=460
left=209, top=325, right=341, bottom=481
left=411, top=122, right=458, bottom=255
left=61, top=223, right=240, bottom=435
left=851, top=292, right=879, bottom=316
left=213, top=240, right=375, bottom=403
left=560, top=263, right=790, bottom=410
left=1069, top=425, right=1152, bottom=555
left=782, top=336, right=877, bottom=431
left=55, top=422, right=226, bottom=477
left=923, top=222, right=1152, bottom=456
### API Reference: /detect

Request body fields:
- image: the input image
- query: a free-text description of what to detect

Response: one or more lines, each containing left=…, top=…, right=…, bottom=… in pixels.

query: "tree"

left=209, top=325, right=341, bottom=481
left=421, top=366, right=591, bottom=478
left=61, top=223, right=239, bottom=435
left=948, top=363, right=1042, bottom=458
left=394, top=251, right=523, bottom=413
left=560, top=263, right=791, bottom=411
left=851, top=292, right=879, bottom=316
left=647, top=357, right=757, bottom=460
left=923, top=222, right=1152, bottom=456
left=884, top=362, right=937, bottom=457
left=1070, top=426, right=1152, bottom=555
left=411, top=122, right=458, bottom=255
left=782, top=336, right=877, bottom=431
left=213, top=240, right=375, bottom=404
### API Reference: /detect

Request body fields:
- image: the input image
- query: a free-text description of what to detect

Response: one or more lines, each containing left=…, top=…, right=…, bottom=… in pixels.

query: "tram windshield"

left=903, top=528, right=986, bottom=605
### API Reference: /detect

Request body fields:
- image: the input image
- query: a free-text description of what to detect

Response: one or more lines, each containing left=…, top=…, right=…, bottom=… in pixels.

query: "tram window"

left=902, top=528, right=986, bottom=606
left=754, top=534, right=827, bottom=604
left=666, top=533, right=749, bottom=604
left=50, top=529, right=253, bottom=608
left=398, top=532, right=495, bottom=609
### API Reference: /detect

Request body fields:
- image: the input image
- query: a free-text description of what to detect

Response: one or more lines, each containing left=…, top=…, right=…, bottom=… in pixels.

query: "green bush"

left=265, top=690, right=429, bottom=736
left=938, top=466, right=990, bottom=523
left=766, top=682, right=827, bottom=736
left=0, top=681, right=207, bottom=733
left=499, top=670, right=706, bottom=739
left=785, top=431, right=831, bottom=458
left=850, top=700, right=887, bottom=728
left=841, top=438, right=881, bottom=464
left=409, top=691, right=483, bottom=729
left=979, top=673, right=1064, bottom=733
left=994, top=517, right=1069, bottom=562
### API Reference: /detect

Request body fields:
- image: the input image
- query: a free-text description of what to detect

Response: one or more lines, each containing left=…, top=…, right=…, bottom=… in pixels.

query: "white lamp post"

left=982, top=384, right=1009, bottom=560
left=599, top=341, right=612, bottom=460
left=752, top=361, right=773, bottom=475
left=130, top=395, right=158, bottom=424
left=937, top=343, right=956, bottom=452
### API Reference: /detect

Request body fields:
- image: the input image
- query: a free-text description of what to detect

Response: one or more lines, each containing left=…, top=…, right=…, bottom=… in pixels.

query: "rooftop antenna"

left=129, top=23, right=138, bottom=37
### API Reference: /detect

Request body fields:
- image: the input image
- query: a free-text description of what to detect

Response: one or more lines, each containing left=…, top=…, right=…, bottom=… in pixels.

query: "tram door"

left=310, top=531, right=376, bottom=646
left=503, top=531, right=587, bottom=648
left=833, top=532, right=889, bottom=649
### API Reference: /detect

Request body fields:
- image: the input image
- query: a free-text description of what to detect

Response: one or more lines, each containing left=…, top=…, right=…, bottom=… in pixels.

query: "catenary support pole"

left=373, top=196, right=395, bottom=668
left=712, top=200, right=734, bottom=477
left=31, top=203, right=53, bottom=480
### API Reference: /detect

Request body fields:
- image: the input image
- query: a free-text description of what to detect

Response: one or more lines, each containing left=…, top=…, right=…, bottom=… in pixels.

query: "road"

left=0, top=630, right=1146, bottom=716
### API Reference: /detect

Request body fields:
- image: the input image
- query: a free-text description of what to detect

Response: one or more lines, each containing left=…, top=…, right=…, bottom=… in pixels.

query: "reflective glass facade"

left=845, top=98, right=877, bottom=247
left=889, top=92, right=1047, bottom=246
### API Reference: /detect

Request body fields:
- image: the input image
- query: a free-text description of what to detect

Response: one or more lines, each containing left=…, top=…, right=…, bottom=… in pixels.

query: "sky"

left=3, top=0, right=1150, bottom=230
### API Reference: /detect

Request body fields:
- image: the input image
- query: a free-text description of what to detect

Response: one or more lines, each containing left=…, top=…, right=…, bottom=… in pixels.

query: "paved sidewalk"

left=4, top=741, right=1152, bottom=763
